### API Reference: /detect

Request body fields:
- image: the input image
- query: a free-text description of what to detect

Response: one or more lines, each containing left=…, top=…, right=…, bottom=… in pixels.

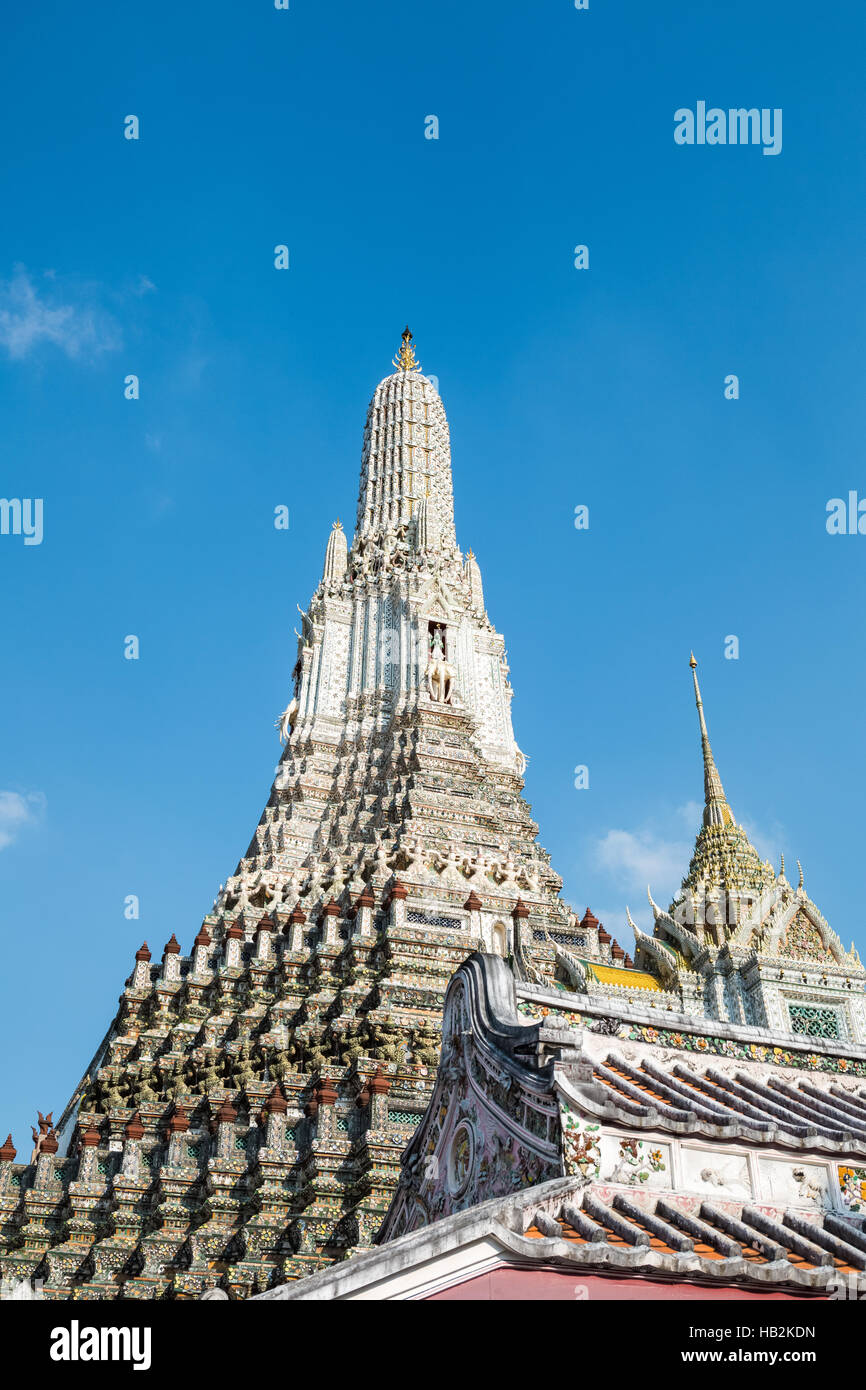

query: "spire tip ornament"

left=392, top=325, right=420, bottom=373
left=689, top=653, right=735, bottom=830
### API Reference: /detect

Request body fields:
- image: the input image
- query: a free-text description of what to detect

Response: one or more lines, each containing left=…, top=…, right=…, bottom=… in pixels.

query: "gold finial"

left=393, top=325, right=420, bottom=373
left=689, top=651, right=697, bottom=669
left=333, top=519, right=343, bottom=530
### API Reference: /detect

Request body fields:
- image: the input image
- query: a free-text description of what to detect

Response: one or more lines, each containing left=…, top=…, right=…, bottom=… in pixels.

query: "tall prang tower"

left=0, top=331, right=593, bottom=1300
left=234, top=325, right=564, bottom=974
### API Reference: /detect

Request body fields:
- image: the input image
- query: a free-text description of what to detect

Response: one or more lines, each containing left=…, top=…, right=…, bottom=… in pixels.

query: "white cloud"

left=594, top=826, right=691, bottom=898
left=0, top=269, right=119, bottom=360
left=0, top=790, right=46, bottom=849
left=676, top=800, right=703, bottom=831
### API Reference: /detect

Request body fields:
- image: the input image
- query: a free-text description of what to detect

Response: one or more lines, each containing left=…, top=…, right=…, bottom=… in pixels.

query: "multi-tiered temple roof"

left=546, top=656, right=866, bottom=1041
left=258, top=952, right=866, bottom=1301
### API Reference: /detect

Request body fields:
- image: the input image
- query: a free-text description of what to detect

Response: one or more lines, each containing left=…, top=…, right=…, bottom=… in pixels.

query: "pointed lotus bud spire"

left=167, top=1104, right=189, bottom=1135
left=465, top=549, right=484, bottom=611
left=689, top=654, right=735, bottom=829
left=322, top=519, right=347, bottom=584
left=125, top=1112, right=145, bottom=1141
left=356, top=336, right=456, bottom=548
left=264, top=1084, right=288, bottom=1115
left=387, top=879, right=408, bottom=904
left=797, top=859, right=804, bottom=890
left=217, top=1097, right=237, bottom=1126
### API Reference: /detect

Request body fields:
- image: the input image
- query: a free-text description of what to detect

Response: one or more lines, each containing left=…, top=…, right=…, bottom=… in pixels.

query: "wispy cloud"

left=0, top=790, right=46, bottom=849
left=0, top=268, right=120, bottom=360
left=676, top=800, right=703, bottom=831
left=589, top=809, right=695, bottom=938
left=595, top=826, right=691, bottom=898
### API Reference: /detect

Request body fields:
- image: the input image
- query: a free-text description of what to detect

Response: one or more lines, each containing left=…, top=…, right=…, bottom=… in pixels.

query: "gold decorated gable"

left=780, top=909, right=833, bottom=962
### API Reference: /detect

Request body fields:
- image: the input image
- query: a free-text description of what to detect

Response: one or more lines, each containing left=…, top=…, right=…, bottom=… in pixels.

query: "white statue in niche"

left=425, top=624, right=454, bottom=704
left=120, top=1145, right=139, bottom=1179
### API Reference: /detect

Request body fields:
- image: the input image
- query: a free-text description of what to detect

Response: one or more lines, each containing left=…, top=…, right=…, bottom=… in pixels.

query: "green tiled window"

left=789, top=1004, right=840, bottom=1039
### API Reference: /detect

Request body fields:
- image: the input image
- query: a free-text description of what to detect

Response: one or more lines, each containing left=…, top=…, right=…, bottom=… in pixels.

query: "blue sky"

left=2, top=0, right=865, bottom=1150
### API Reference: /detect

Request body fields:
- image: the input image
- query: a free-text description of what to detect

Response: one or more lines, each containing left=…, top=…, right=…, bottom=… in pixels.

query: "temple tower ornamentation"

left=1, top=332, right=588, bottom=1300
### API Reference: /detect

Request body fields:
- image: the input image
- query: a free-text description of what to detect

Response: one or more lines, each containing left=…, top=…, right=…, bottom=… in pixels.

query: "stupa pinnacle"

left=689, top=652, right=734, bottom=829
left=678, top=655, right=775, bottom=909
left=356, top=329, right=457, bottom=552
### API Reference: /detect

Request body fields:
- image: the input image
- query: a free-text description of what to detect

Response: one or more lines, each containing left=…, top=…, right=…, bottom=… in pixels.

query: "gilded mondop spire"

left=690, top=654, right=734, bottom=829
left=638, top=657, right=866, bottom=1035
left=354, top=329, right=457, bottom=552
left=677, top=656, right=775, bottom=912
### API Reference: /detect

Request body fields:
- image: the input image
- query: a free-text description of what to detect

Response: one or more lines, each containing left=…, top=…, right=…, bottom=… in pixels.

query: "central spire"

left=689, top=654, right=735, bottom=829
left=355, top=330, right=457, bottom=550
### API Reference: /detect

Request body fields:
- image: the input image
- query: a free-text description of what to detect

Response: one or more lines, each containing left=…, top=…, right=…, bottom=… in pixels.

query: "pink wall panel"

left=426, top=1266, right=817, bottom=1301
